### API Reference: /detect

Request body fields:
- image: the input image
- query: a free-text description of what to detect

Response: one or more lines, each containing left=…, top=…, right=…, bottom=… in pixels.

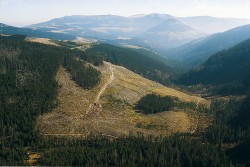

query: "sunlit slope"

left=38, top=62, right=208, bottom=137
left=25, top=37, right=59, bottom=46
left=108, top=64, right=207, bottom=105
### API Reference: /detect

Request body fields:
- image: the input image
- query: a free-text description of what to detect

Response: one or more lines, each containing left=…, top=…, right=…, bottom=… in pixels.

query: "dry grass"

left=108, top=64, right=208, bottom=105
left=27, top=152, right=42, bottom=166
left=25, top=37, right=59, bottom=46
left=37, top=62, right=210, bottom=138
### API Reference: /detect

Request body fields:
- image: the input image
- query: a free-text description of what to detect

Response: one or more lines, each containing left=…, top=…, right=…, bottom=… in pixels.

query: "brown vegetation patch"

left=37, top=62, right=209, bottom=138
left=25, top=37, right=59, bottom=46
left=27, top=152, right=42, bottom=166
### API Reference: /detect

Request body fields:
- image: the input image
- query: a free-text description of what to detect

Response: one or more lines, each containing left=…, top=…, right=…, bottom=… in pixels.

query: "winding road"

left=190, top=100, right=200, bottom=134
left=87, top=62, right=114, bottom=114
left=95, top=62, right=114, bottom=103
left=42, top=62, right=115, bottom=137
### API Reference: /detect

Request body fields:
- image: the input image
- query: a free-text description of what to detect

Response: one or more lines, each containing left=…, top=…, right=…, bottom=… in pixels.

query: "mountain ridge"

left=24, top=14, right=205, bottom=49
left=168, top=24, right=250, bottom=67
left=25, top=13, right=250, bottom=51
left=0, top=22, right=75, bottom=40
left=178, top=38, right=250, bottom=95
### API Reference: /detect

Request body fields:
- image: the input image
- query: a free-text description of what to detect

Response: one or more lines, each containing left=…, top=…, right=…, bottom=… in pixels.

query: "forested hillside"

left=135, top=94, right=195, bottom=114
left=64, top=55, right=101, bottom=89
left=0, top=23, right=75, bottom=40
left=1, top=35, right=250, bottom=166
left=85, top=43, right=173, bottom=84
left=179, top=38, right=250, bottom=95
left=0, top=35, right=100, bottom=165
left=203, top=95, right=250, bottom=166
left=37, top=135, right=229, bottom=167
left=168, top=24, right=250, bottom=67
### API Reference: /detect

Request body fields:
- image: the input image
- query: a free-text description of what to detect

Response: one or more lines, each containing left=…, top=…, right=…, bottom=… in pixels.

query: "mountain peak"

left=146, top=13, right=171, bottom=17
left=130, top=13, right=173, bottom=19
left=147, top=18, right=195, bottom=33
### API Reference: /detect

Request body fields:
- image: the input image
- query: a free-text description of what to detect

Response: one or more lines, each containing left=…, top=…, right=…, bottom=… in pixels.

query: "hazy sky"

left=1, top=0, right=250, bottom=27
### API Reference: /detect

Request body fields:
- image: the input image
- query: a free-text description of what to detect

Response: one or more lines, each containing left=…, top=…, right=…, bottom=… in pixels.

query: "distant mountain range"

left=178, top=16, right=250, bottom=34
left=1, top=13, right=250, bottom=52
left=168, top=24, right=250, bottom=66
left=1, top=14, right=250, bottom=74
left=0, top=23, right=75, bottom=40
left=178, top=38, right=250, bottom=95
left=135, top=18, right=203, bottom=48
left=26, top=13, right=250, bottom=49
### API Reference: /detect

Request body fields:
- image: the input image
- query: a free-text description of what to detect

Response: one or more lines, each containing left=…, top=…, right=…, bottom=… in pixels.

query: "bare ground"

left=25, top=37, right=59, bottom=46
left=37, top=62, right=210, bottom=138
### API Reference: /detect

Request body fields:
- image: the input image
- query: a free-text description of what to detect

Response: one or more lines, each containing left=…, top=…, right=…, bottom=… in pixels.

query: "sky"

left=0, top=0, right=250, bottom=27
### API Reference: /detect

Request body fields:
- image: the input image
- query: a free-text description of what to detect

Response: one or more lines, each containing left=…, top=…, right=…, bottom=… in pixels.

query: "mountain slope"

left=26, top=14, right=205, bottom=49
left=178, top=38, right=250, bottom=95
left=50, top=40, right=175, bottom=84
left=38, top=61, right=208, bottom=137
left=85, top=43, right=174, bottom=84
left=0, top=23, right=75, bottom=40
left=227, top=95, right=250, bottom=165
left=179, top=16, right=250, bottom=34
left=1, top=34, right=239, bottom=167
left=169, top=25, right=250, bottom=66
left=26, top=14, right=250, bottom=50
left=136, top=18, right=203, bottom=48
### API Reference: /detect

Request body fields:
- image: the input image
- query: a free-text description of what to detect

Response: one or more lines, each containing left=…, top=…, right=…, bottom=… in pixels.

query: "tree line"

left=0, top=35, right=101, bottom=165
left=85, top=43, right=173, bottom=85
left=36, top=134, right=229, bottom=167
left=1, top=35, right=249, bottom=166
left=178, top=38, right=250, bottom=96
left=135, top=93, right=196, bottom=114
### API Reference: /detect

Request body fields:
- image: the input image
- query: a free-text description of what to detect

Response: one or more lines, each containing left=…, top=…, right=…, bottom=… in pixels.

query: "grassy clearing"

left=38, top=62, right=210, bottom=138
left=25, top=37, right=59, bottom=46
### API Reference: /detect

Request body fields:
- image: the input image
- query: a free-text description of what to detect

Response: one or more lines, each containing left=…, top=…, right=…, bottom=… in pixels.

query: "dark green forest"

left=37, top=135, right=230, bottom=167
left=0, top=35, right=100, bottom=165
left=178, top=38, right=250, bottom=95
left=168, top=25, right=250, bottom=67
left=1, top=35, right=250, bottom=166
left=135, top=94, right=176, bottom=114
left=0, top=23, right=75, bottom=40
left=203, top=96, right=250, bottom=166
left=0, top=35, right=64, bottom=165
left=134, top=94, right=195, bottom=114
left=64, top=55, right=101, bottom=89
left=85, top=43, right=173, bottom=85
left=226, top=96, right=250, bottom=165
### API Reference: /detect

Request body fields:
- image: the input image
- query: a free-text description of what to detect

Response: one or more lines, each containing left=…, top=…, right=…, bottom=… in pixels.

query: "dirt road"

left=190, top=100, right=200, bottom=134
left=86, top=62, right=114, bottom=114
left=95, top=62, right=114, bottom=103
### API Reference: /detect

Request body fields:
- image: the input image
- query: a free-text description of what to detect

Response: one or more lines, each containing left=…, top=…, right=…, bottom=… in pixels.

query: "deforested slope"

left=38, top=61, right=208, bottom=137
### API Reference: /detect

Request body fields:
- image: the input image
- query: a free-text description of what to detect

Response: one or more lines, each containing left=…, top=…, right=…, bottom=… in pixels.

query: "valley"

left=1, top=8, right=250, bottom=166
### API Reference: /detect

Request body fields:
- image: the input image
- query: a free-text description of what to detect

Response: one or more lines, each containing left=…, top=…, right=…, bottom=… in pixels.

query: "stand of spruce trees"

left=0, top=35, right=100, bottom=165
left=0, top=35, right=249, bottom=166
